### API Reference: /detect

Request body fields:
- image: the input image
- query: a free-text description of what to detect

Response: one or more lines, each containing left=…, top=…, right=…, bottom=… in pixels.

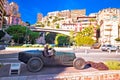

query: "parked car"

left=18, top=49, right=86, bottom=72
left=0, top=42, right=6, bottom=50
left=91, top=43, right=101, bottom=49
left=101, top=44, right=118, bottom=51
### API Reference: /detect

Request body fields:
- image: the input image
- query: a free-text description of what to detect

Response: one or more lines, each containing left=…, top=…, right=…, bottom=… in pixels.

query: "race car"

left=18, top=49, right=86, bottom=72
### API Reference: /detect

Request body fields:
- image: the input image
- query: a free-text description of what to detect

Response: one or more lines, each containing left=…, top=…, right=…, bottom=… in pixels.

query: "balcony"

left=104, top=28, right=112, bottom=31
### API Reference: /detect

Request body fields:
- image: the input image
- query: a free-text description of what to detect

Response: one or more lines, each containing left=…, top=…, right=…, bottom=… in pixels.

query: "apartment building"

left=9, top=2, right=21, bottom=25
left=97, top=8, right=120, bottom=45
left=37, top=13, right=43, bottom=22
left=71, top=9, right=86, bottom=22
left=58, top=10, right=71, bottom=18
left=47, top=11, right=59, bottom=17
left=0, top=0, right=5, bottom=29
left=4, top=2, right=22, bottom=26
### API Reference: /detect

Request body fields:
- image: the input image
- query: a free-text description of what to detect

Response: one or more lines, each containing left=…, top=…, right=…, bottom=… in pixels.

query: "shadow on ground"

left=0, top=63, right=98, bottom=78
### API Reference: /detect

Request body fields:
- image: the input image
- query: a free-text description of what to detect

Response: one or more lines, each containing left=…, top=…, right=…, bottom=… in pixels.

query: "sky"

left=8, top=0, right=120, bottom=24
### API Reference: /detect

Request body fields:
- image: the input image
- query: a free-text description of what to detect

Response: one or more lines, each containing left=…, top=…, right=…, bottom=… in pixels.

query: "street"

left=0, top=47, right=120, bottom=64
left=0, top=48, right=120, bottom=77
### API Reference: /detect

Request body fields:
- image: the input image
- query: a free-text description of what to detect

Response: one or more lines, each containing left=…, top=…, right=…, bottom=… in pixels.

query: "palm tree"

left=118, top=23, right=120, bottom=39
left=96, top=25, right=100, bottom=43
left=115, top=23, right=120, bottom=41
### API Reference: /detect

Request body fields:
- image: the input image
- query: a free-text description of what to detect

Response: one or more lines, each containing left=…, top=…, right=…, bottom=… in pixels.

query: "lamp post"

left=25, top=22, right=30, bottom=44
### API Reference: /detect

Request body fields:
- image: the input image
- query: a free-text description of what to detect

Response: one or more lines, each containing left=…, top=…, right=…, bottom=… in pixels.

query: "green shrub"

left=0, top=63, right=3, bottom=68
left=104, top=60, right=120, bottom=70
left=32, top=44, right=43, bottom=47
left=22, top=44, right=32, bottom=47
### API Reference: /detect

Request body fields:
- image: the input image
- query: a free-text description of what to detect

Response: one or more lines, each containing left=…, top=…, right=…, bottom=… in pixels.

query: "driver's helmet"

left=44, top=44, right=49, bottom=49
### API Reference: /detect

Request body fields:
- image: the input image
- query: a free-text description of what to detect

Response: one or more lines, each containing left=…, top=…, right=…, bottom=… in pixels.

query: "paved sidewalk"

left=0, top=64, right=120, bottom=80
left=0, top=64, right=98, bottom=79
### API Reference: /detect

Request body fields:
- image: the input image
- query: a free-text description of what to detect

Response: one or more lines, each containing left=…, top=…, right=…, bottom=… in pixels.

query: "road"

left=0, top=48, right=120, bottom=64
left=75, top=48, right=120, bottom=62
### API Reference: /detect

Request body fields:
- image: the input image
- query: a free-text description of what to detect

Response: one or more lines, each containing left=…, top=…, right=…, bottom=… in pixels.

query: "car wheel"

left=73, top=58, right=85, bottom=70
left=27, top=57, right=43, bottom=72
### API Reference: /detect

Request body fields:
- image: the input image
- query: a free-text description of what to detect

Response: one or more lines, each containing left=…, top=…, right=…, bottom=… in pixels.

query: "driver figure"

left=43, top=44, right=55, bottom=57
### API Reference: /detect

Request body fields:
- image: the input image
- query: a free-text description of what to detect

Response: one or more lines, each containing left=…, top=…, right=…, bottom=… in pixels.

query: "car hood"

left=20, top=49, right=43, bottom=54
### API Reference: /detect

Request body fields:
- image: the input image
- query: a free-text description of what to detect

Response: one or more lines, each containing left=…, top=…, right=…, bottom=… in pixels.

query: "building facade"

left=71, top=9, right=86, bottom=22
left=4, top=2, right=22, bottom=26
left=97, top=8, right=120, bottom=45
left=37, top=13, right=43, bottom=22
left=0, top=0, right=5, bottom=29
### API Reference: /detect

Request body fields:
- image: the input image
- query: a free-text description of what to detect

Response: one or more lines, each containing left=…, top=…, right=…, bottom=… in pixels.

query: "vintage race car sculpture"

left=18, top=49, right=86, bottom=72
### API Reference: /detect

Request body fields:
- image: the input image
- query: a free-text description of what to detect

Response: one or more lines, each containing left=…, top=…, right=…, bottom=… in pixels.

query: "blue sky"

left=8, top=0, right=120, bottom=24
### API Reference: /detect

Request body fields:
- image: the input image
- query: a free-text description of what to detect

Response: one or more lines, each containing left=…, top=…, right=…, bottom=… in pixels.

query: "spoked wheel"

left=27, top=57, right=43, bottom=72
left=73, top=58, right=85, bottom=70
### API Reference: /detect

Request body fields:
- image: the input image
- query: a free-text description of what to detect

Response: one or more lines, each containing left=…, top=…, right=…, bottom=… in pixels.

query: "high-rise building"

left=37, top=13, right=43, bottom=22
left=4, top=2, right=22, bottom=25
left=0, top=0, right=5, bottom=29
left=97, top=8, right=120, bottom=45
left=9, top=2, right=21, bottom=25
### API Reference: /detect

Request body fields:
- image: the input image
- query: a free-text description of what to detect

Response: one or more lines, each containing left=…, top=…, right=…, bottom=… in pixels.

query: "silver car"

left=101, top=44, right=118, bottom=51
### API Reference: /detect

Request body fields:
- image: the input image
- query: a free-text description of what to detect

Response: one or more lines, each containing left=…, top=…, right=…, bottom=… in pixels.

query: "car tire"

left=27, top=57, right=43, bottom=72
left=73, top=57, right=85, bottom=70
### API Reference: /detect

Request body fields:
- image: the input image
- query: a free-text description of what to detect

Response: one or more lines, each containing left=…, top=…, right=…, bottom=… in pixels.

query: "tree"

left=5, top=25, right=39, bottom=44
left=29, top=32, right=39, bottom=44
left=5, top=25, right=26, bottom=44
left=115, top=23, right=120, bottom=41
left=96, top=25, right=100, bottom=42
left=36, top=22, right=45, bottom=27
left=25, top=21, right=30, bottom=26
left=115, top=23, right=120, bottom=42
left=69, top=31, right=75, bottom=46
left=82, top=25, right=94, bottom=37
left=45, top=32, right=56, bottom=44
left=55, top=34, right=70, bottom=47
left=47, top=21, right=50, bottom=26
left=0, top=30, right=5, bottom=39
left=56, top=24, right=59, bottom=29
left=74, top=25, right=95, bottom=46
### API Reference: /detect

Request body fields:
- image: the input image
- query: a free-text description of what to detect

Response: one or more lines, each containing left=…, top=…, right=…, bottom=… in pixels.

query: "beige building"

left=47, top=11, right=59, bottom=17
left=37, top=13, right=43, bottom=22
left=58, top=10, right=71, bottom=18
left=71, top=9, right=86, bottom=22
left=97, top=8, right=120, bottom=45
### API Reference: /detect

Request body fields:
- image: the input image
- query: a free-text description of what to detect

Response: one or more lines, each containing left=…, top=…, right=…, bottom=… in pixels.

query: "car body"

left=101, top=44, right=118, bottom=51
left=18, top=49, right=86, bottom=72
left=91, top=43, right=101, bottom=49
left=0, top=44, right=6, bottom=50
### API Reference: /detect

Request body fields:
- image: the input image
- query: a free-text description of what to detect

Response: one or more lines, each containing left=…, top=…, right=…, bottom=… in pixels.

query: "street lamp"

left=25, top=22, right=30, bottom=44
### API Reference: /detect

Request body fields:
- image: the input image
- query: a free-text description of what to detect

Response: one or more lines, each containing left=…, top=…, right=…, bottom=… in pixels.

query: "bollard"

left=116, top=50, right=118, bottom=55
left=85, top=49, right=88, bottom=54
left=108, top=49, right=111, bottom=54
